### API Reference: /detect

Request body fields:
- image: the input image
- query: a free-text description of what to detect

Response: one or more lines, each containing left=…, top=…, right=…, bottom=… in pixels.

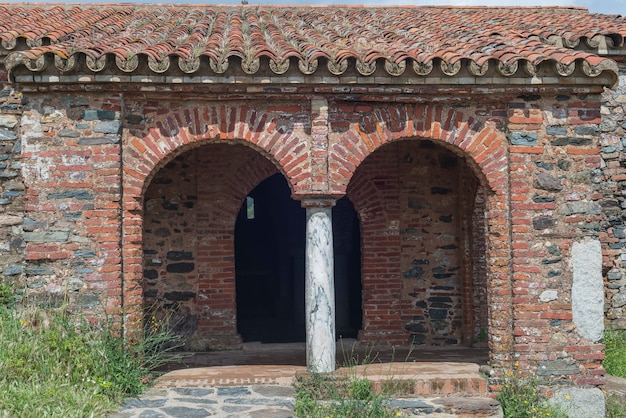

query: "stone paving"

left=109, top=346, right=502, bottom=417
left=110, top=385, right=296, bottom=418
left=110, top=384, right=503, bottom=418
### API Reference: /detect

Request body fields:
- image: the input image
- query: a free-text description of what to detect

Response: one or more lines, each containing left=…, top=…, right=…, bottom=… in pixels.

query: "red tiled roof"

left=1, top=4, right=624, bottom=80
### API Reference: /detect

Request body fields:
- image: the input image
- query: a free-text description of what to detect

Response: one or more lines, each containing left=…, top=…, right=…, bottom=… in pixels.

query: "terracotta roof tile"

left=0, top=4, right=624, bottom=80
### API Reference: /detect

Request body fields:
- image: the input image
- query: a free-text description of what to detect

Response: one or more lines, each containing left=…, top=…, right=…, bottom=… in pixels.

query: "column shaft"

left=305, top=206, right=336, bottom=373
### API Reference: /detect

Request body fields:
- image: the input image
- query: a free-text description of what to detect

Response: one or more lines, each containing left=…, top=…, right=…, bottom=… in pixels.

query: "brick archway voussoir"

left=334, top=108, right=507, bottom=196
left=123, top=106, right=309, bottom=200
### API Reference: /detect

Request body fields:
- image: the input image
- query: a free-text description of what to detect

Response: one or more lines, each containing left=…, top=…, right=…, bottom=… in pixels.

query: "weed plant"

left=294, top=372, right=401, bottom=418
left=0, top=285, right=182, bottom=417
left=606, top=394, right=626, bottom=418
left=604, top=329, right=626, bottom=378
left=497, top=369, right=566, bottom=418
left=295, top=340, right=409, bottom=417
left=604, top=329, right=626, bottom=418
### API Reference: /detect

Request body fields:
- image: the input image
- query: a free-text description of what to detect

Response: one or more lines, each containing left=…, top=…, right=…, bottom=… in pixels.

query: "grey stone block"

left=58, top=129, right=80, bottom=138
left=0, top=129, right=16, bottom=140
left=574, top=126, right=600, bottom=136
left=508, top=132, right=537, bottom=146
left=3, top=264, right=22, bottom=276
left=0, top=115, right=18, bottom=128
left=75, top=249, right=96, bottom=258
left=0, top=170, right=18, bottom=178
left=533, top=216, right=556, bottom=230
left=0, top=215, right=22, bottom=226
left=67, top=277, right=84, bottom=291
left=78, top=136, right=120, bottom=145
left=161, top=407, right=210, bottom=417
left=546, top=125, right=567, bottom=135
left=93, top=121, right=121, bottom=134
left=612, top=293, right=626, bottom=308
left=572, top=240, right=604, bottom=342
left=78, top=294, right=100, bottom=308
left=559, top=201, right=602, bottom=216
left=547, top=387, right=605, bottom=418
left=23, top=231, right=69, bottom=242
left=536, top=360, right=578, bottom=376
left=48, top=190, right=93, bottom=200
left=25, top=265, right=54, bottom=276
left=172, top=388, right=214, bottom=397
left=218, top=387, right=251, bottom=396
left=83, top=109, right=117, bottom=121
left=534, top=172, right=563, bottom=192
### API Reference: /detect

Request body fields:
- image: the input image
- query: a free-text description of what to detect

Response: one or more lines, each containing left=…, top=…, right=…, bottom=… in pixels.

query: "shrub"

left=0, top=299, right=181, bottom=417
left=606, top=394, right=626, bottom=418
left=293, top=371, right=401, bottom=418
left=0, top=281, right=14, bottom=307
left=604, top=329, right=626, bottom=378
left=497, top=370, right=566, bottom=418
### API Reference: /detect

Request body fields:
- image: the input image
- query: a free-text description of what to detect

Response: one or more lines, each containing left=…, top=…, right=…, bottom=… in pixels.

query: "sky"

left=6, top=0, right=626, bottom=14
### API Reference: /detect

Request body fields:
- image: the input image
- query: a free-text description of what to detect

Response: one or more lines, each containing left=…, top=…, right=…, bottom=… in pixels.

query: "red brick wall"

left=0, top=68, right=25, bottom=291
left=600, top=63, right=626, bottom=332
left=143, top=145, right=278, bottom=349
left=506, top=95, right=605, bottom=386
left=20, top=92, right=123, bottom=320
left=470, top=186, right=488, bottom=344
left=11, top=86, right=609, bottom=386
left=348, top=140, right=485, bottom=346
left=121, top=98, right=511, bottom=366
left=122, top=100, right=312, bottom=339
left=328, top=102, right=511, bottom=366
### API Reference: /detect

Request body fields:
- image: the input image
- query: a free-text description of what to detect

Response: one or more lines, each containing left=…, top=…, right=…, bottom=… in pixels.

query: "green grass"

left=604, top=329, right=626, bottom=378
left=606, top=394, right=626, bottom=418
left=497, top=370, right=567, bottom=418
left=293, top=372, right=401, bottom=418
left=604, top=329, right=626, bottom=418
left=0, top=287, right=181, bottom=417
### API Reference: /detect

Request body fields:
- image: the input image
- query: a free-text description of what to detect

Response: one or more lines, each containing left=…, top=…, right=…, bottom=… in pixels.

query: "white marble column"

left=305, top=204, right=336, bottom=373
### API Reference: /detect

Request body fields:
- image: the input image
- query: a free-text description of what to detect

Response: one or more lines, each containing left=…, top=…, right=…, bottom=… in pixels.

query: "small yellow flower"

left=565, top=395, right=571, bottom=399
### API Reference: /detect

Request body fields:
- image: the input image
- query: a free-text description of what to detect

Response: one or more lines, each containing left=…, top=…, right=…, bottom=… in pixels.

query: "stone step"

left=372, top=376, right=488, bottom=396
left=157, top=361, right=490, bottom=396
left=392, top=397, right=503, bottom=417
left=338, top=361, right=489, bottom=396
left=605, top=374, right=626, bottom=402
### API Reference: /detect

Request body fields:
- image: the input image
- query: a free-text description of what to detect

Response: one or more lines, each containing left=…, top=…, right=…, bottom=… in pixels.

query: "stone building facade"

left=0, top=4, right=625, bottom=386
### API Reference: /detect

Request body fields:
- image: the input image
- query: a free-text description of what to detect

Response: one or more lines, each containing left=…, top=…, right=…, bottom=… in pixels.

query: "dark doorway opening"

left=235, top=173, right=306, bottom=343
left=333, top=197, right=363, bottom=339
left=235, top=174, right=363, bottom=343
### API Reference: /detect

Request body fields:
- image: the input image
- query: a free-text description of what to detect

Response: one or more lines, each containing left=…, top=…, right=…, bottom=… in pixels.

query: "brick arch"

left=332, top=103, right=512, bottom=367
left=140, top=144, right=280, bottom=347
left=329, top=104, right=507, bottom=196
left=123, top=104, right=310, bottom=202
left=121, top=104, right=309, bottom=338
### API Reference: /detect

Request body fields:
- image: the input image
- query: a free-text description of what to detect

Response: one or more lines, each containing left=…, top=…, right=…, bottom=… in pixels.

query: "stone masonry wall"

left=18, top=91, right=122, bottom=320
left=347, top=140, right=483, bottom=346
left=507, top=93, right=605, bottom=386
left=0, top=67, right=25, bottom=297
left=600, top=61, right=626, bottom=331
left=327, top=100, right=512, bottom=360
left=2, top=85, right=610, bottom=385
left=143, top=144, right=277, bottom=349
